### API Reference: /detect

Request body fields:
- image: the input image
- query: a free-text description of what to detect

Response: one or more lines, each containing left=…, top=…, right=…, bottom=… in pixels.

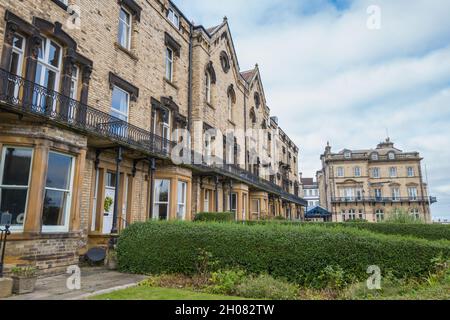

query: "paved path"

left=3, top=267, right=147, bottom=300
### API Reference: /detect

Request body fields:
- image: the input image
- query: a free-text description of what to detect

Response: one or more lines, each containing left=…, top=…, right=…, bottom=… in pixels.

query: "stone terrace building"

left=317, top=139, right=436, bottom=223
left=0, top=0, right=305, bottom=274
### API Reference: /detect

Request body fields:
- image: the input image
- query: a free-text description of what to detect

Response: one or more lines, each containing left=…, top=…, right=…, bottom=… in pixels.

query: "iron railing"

left=0, top=69, right=307, bottom=207
left=331, top=196, right=437, bottom=204
left=0, top=68, right=174, bottom=158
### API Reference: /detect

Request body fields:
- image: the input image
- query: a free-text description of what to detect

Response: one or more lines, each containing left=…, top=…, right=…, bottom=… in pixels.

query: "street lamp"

left=0, top=212, right=12, bottom=278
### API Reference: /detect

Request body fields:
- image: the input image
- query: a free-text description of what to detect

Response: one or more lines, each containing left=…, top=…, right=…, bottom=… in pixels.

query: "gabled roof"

left=240, top=68, right=257, bottom=82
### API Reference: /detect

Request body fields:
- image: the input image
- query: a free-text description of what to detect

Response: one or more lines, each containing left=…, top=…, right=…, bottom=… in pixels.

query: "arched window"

left=227, top=84, right=236, bottom=120
left=205, top=71, right=211, bottom=104
left=249, top=108, right=256, bottom=126
left=205, top=62, right=216, bottom=105
left=254, top=92, right=261, bottom=109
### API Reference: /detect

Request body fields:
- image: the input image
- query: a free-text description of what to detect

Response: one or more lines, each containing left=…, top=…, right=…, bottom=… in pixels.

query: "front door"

left=102, top=172, right=116, bottom=234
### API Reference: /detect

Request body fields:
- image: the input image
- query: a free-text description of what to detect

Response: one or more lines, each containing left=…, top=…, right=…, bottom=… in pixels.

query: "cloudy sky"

left=173, top=0, right=450, bottom=219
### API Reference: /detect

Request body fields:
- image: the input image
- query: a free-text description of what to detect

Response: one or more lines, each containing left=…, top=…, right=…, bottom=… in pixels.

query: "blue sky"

left=173, top=0, right=450, bottom=219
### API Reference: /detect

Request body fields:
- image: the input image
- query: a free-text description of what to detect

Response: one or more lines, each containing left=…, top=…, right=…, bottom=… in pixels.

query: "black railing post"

left=0, top=213, right=12, bottom=278
left=110, top=147, right=123, bottom=236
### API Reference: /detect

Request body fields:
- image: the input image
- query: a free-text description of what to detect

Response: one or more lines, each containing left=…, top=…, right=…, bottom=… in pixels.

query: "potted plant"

left=11, top=266, right=38, bottom=294
left=106, top=249, right=118, bottom=270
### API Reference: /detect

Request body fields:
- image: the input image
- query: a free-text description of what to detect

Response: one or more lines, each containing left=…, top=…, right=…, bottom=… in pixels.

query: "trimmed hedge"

left=117, top=221, right=450, bottom=287
left=194, top=212, right=235, bottom=222
left=240, top=221, right=450, bottom=242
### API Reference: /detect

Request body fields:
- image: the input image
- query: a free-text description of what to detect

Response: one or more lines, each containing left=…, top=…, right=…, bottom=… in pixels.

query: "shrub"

left=385, top=209, right=424, bottom=224
left=235, top=274, right=299, bottom=300
left=208, top=269, right=246, bottom=295
left=117, top=222, right=450, bottom=287
left=336, top=223, right=450, bottom=241
left=316, top=265, right=349, bottom=290
left=194, top=212, right=235, bottom=222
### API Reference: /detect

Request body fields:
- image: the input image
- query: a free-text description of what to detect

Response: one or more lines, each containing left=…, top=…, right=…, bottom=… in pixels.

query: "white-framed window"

left=372, top=167, right=380, bottom=178
left=374, top=188, right=382, bottom=200
left=161, top=108, right=171, bottom=152
left=407, top=167, right=415, bottom=177
left=392, top=188, right=401, bottom=201
left=165, top=47, right=174, bottom=81
left=251, top=199, right=260, bottom=220
left=10, top=34, right=26, bottom=76
left=388, top=152, right=395, bottom=160
left=371, top=153, right=379, bottom=161
left=337, top=167, right=344, bottom=177
left=375, top=209, right=384, bottom=222
left=408, top=187, right=418, bottom=201
left=410, top=208, right=420, bottom=220
left=203, top=190, right=210, bottom=212
left=354, top=167, right=361, bottom=177
left=229, top=192, right=237, bottom=215
left=348, top=209, right=356, bottom=220
left=69, top=65, right=79, bottom=100
left=111, top=86, right=129, bottom=121
left=42, top=151, right=75, bottom=232
left=34, top=36, right=62, bottom=111
left=118, top=7, right=132, bottom=49
left=389, top=167, right=397, bottom=178
left=344, top=188, right=355, bottom=201
left=177, top=181, right=187, bottom=220
left=205, top=71, right=212, bottom=104
left=344, top=151, right=351, bottom=159
left=167, top=8, right=180, bottom=29
left=153, top=179, right=170, bottom=220
left=242, top=193, right=247, bottom=221
left=0, top=147, right=33, bottom=231
left=356, top=189, right=363, bottom=201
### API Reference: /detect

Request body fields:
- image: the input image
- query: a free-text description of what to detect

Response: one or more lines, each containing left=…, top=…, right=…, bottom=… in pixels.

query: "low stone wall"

left=4, top=234, right=84, bottom=276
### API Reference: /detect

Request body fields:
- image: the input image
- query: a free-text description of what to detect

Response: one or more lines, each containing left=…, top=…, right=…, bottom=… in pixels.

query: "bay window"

left=118, top=7, right=132, bottom=50
left=153, top=179, right=170, bottom=220
left=0, top=147, right=33, bottom=230
left=177, top=181, right=187, bottom=220
left=42, top=151, right=74, bottom=232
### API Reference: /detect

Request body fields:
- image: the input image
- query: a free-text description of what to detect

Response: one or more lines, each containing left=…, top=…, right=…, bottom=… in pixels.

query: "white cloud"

left=173, top=0, right=450, bottom=217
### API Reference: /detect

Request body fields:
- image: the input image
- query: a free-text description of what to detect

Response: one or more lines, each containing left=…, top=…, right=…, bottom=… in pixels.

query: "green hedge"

left=194, top=212, right=235, bottom=222
left=117, top=222, right=450, bottom=287
left=339, top=222, right=450, bottom=241
left=239, top=221, right=450, bottom=242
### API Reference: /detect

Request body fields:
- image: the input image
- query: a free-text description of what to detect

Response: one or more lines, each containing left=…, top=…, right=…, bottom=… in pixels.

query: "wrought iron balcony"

left=0, top=68, right=173, bottom=158
left=0, top=69, right=307, bottom=207
left=331, top=196, right=437, bottom=204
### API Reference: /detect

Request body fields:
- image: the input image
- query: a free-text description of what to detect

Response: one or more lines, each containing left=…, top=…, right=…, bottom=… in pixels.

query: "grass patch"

left=91, top=286, right=251, bottom=300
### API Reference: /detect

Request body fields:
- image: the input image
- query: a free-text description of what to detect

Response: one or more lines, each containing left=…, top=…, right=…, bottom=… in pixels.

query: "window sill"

left=164, top=77, right=179, bottom=90
left=114, top=42, right=139, bottom=61
left=51, top=0, right=68, bottom=11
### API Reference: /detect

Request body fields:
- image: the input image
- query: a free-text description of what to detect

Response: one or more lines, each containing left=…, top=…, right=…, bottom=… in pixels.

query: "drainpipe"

left=148, top=158, right=156, bottom=220
left=187, top=24, right=193, bottom=133
left=110, top=147, right=123, bottom=238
